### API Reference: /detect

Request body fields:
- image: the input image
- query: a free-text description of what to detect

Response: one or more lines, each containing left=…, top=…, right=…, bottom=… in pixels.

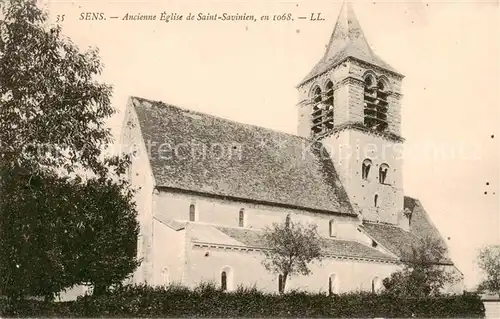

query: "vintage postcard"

left=1, top=0, right=498, bottom=317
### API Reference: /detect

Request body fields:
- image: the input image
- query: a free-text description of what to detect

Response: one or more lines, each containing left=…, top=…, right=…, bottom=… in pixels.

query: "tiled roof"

left=156, top=221, right=395, bottom=261
left=360, top=196, right=453, bottom=265
left=405, top=196, right=448, bottom=249
left=154, top=212, right=187, bottom=231
left=215, top=225, right=396, bottom=261
left=360, top=222, right=422, bottom=258
left=130, top=96, right=354, bottom=215
left=298, top=2, right=400, bottom=86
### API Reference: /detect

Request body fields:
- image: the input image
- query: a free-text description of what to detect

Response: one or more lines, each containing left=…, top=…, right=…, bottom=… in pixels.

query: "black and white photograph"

left=0, top=0, right=498, bottom=317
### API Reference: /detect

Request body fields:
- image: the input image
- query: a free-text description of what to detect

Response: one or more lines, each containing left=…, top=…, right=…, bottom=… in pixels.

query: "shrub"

left=0, top=284, right=486, bottom=318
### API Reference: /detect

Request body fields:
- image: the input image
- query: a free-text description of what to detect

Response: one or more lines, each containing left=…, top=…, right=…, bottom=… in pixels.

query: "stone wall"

left=153, top=190, right=362, bottom=241
left=323, top=130, right=404, bottom=224
left=120, top=100, right=156, bottom=283
left=184, top=245, right=400, bottom=294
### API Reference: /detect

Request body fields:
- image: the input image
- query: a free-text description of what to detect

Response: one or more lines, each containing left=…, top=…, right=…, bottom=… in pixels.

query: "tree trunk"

left=93, top=283, right=107, bottom=296
left=281, top=272, right=288, bottom=294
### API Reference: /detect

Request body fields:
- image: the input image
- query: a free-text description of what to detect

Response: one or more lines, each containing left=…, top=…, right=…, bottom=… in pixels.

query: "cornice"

left=192, top=241, right=400, bottom=264
left=314, top=121, right=405, bottom=143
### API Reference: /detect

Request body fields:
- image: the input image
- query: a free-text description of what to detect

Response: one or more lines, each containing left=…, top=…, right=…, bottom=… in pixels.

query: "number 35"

left=56, top=14, right=65, bottom=22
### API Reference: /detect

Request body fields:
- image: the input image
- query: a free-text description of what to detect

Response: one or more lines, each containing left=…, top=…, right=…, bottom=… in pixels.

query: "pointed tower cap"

left=298, top=1, right=401, bottom=86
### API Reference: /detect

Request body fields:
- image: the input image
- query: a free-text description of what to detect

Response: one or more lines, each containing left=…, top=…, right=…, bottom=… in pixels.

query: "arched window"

left=161, top=267, right=170, bottom=286
left=189, top=204, right=196, bottom=221
left=285, top=214, right=291, bottom=227
left=238, top=208, right=245, bottom=227
left=311, top=86, right=323, bottom=135
left=328, top=274, right=338, bottom=295
left=362, top=159, right=372, bottom=180
left=278, top=274, right=284, bottom=293
left=371, top=276, right=382, bottom=293
left=374, top=194, right=379, bottom=207
left=220, top=267, right=233, bottom=291
left=324, top=81, right=334, bottom=129
left=221, top=271, right=227, bottom=291
left=379, top=163, right=389, bottom=184
left=329, top=220, right=337, bottom=238
left=363, top=74, right=388, bottom=132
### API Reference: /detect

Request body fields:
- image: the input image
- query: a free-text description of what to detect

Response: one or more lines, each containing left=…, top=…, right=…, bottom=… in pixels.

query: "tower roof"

left=299, top=2, right=401, bottom=86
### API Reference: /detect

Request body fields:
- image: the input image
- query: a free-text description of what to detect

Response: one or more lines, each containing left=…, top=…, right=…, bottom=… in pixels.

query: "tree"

left=0, top=0, right=113, bottom=175
left=261, top=215, right=323, bottom=293
left=70, top=173, right=140, bottom=296
left=0, top=163, right=140, bottom=300
left=382, top=236, right=459, bottom=298
left=0, top=0, right=140, bottom=301
left=476, top=244, right=500, bottom=297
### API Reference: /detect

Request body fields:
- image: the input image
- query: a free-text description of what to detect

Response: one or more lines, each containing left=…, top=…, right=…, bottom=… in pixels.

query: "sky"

left=42, top=0, right=499, bottom=289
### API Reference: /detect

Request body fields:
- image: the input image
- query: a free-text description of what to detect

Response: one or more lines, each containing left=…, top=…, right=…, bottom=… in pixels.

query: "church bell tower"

left=297, top=2, right=405, bottom=225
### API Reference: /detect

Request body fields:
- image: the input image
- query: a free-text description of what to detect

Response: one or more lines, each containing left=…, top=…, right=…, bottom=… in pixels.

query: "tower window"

left=189, top=204, right=196, bottom=221
left=363, top=75, right=388, bottom=132
left=311, top=86, right=323, bottom=135
left=238, top=208, right=245, bottom=227
left=329, top=220, right=337, bottom=237
left=362, top=159, right=372, bottom=180
left=379, top=163, right=389, bottom=184
left=374, top=194, right=379, bottom=207
left=324, top=81, right=334, bottom=130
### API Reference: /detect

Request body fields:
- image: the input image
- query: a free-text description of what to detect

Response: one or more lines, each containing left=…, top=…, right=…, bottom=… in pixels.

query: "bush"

left=0, top=284, right=486, bottom=318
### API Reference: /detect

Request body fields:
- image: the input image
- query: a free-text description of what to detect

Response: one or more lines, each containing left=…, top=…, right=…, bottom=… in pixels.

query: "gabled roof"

left=360, top=196, right=453, bottom=265
left=299, top=2, right=401, bottom=86
left=130, top=96, right=354, bottom=215
left=174, top=222, right=396, bottom=261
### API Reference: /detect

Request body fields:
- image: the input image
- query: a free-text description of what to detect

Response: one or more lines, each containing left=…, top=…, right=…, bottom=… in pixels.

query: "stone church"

left=120, top=2, right=463, bottom=294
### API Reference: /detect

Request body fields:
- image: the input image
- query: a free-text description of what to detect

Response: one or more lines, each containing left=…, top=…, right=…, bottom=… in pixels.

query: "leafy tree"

left=476, top=244, right=500, bottom=297
left=70, top=173, right=140, bottom=296
left=0, top=0, right=140, bottom=301
left=0, top=164, right=140, bottom=300
left=261, top=215, right=323, bottom=293
left=0, top=0, right=113, bottom=174
left=383, top=236, right=459, bottom=298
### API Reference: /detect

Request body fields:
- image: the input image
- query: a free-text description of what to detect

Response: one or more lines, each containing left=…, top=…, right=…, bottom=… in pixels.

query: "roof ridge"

left=130, top=96, right=312, bottom=143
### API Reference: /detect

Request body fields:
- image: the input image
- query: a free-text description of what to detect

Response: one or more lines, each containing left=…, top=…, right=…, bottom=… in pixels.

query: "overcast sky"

left=43, top=0, right=499, bottom=289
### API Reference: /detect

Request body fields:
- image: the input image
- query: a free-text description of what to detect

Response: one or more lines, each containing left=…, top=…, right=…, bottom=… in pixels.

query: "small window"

left=221, top=271, right=227, bottom=291
left=238, top=208, right=245, bottom=227
left=374, top=194, right=379, bottom=207
left=371, top=276, right=382, bottom=293
left=189, top=204, right=196, bottom=221
left=379, top=163, right=389, bottom=184
left=161, top=267, right=170, bottom=285
left=362, top=159, right=372, bottom=180
left=329, top=220, right=337, bottom=237
left=328, top=274, right=337, bottom=295
left=220, top=267, right=233, bottom=291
